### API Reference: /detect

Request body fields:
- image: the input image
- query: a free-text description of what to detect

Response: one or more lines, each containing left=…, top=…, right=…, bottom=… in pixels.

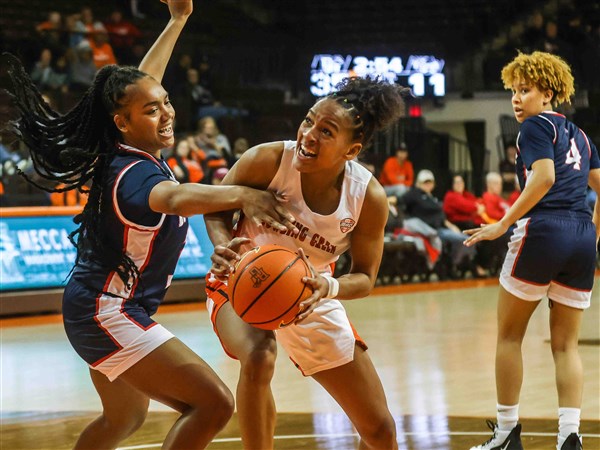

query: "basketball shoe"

left=470, top=420, right=523, bottom=450
left=558, top=433, right=582, bottom=450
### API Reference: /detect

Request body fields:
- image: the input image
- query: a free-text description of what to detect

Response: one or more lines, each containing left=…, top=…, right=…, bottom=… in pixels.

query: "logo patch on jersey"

left=250, top=267, right=270, bottom=288
left=339, top=218, right=356, bottom=233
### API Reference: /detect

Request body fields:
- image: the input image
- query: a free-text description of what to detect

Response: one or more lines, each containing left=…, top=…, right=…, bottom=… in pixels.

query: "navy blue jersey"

left=68, top=143, right=188, bottom=315
left=515, top=111, right=600, bottom=216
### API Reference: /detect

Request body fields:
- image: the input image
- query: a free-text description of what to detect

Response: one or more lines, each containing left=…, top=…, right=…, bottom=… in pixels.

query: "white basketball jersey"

left=236, top=140, right=372, bottom=274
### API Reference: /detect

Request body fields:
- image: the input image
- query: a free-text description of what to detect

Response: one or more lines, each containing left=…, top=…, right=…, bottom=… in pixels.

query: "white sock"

left=558, top=407, right=580, bottom=437
left=497, top=403, right=519, bottom=432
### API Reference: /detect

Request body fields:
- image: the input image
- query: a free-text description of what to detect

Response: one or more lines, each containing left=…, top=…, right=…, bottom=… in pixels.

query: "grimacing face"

left=293, top=98, right=362, bottom=174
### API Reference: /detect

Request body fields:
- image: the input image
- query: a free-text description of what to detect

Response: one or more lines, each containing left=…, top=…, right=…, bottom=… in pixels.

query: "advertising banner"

left=0, top=215, right=213, bottom=291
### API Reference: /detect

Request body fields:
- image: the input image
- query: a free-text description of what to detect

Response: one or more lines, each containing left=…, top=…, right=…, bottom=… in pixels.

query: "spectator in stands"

left=507, top=177, right=521, bottom=206
left=193, top=116, right=232, bottom=164
left=211, top=167, right=229, bottom=185
left=103, top=9, right=141, bottom=65
left=88, top=24, right=118, bottom=69
left=173, top=68, right=215, bottom=132
left=481, top=172, right=510, bottom=224
left=49, top=183, right=89, bottom=207
left=403, top=169, right=478, bottom=275
left=378, top=142, right=414, bottom=199
left=35, top=11, right=67, bottom=56
left=163, top=53, right=193, bottom=97
left=499, top=143, right=517, bottom=196
left=232, top=137, right=250, bottom=161
left=30, top=48, right=69, bottom=94
left=522, top=10, right=545, bottom=53
left=68, top=6, right=104, bottom=49
left=68, top=40, right=97, bottom=93
left=166, top=138, right=204, bottom=184
left=539, top=19, right=571, bottom=63
left=443, top=174, right=484, bottom=230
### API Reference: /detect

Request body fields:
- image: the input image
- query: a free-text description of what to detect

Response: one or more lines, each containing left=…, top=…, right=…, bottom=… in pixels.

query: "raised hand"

left=161, top=0, right=193, bottom=19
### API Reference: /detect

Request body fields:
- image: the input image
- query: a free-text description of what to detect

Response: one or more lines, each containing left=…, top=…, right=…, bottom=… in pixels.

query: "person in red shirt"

left=507, top=177, right=522, bottom=205
left=443, top=174, right=485, bottom=230
left=104, top=10, right=142, bottom=65
left=481, top=171, right=510, bottom=223
left=378, top=143, right=414, bottom=198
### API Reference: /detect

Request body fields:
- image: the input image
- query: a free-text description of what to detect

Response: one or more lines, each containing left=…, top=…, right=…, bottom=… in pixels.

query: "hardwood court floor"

left=2, top=277, right=599, bottom=449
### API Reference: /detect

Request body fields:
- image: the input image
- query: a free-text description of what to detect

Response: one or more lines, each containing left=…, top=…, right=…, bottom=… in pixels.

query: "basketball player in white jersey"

left=205, top=77, right=411, bottom=449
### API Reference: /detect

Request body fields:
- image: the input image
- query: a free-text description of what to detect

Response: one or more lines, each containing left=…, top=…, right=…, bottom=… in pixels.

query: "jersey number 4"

left=565, top=138, right=582, bottom=170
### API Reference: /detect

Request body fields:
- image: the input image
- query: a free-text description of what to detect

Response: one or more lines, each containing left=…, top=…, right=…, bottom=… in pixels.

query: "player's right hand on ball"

left=210, top=237, right=251, bottom=281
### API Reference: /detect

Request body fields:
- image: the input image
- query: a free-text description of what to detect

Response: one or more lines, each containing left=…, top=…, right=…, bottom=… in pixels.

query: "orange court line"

left=0, top=206, right=83, bottom=217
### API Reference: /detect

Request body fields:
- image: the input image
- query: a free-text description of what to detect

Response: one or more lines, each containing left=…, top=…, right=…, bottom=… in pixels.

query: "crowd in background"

left=483, top=3, right=600, bottom=93
left=1, top=2, right=599, bottom=283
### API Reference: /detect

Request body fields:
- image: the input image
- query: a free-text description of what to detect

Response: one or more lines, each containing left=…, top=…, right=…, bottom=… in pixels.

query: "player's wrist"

left=323, top=275, right=339, bottom=298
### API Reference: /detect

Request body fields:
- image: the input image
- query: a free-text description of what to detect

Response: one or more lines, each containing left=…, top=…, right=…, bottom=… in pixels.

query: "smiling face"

left=294, top=98, right=362, bottom=173
left=113, top=77, right=175, bottom=153
left=511, top=79, right=553, bottom=123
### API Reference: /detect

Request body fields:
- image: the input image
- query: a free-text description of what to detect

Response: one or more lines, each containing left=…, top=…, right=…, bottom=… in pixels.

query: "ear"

left=113, top=114, right=128, bottom=133
left=344, top=143, right=363, bottom=161
left=543, top=89, right=554, bottom=106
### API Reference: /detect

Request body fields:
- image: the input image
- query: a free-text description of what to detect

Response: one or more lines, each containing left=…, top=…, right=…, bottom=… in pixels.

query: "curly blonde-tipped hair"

left=501, top=51, right=575, bottom=106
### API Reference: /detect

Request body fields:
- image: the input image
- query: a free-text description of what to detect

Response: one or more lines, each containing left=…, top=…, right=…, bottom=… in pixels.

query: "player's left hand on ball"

left=210, top=237, right=251, bottom=280
left=294, top=248, right=326, bottom=323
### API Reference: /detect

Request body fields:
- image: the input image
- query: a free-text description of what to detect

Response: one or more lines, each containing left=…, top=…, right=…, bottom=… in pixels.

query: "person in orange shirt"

left=49, top=183, right=89, bottom=206
left=378, top=142, right=414, bottom=198
left=88, top=24, right=118, bottom=69
left=166, top=138, right=204, bottom=183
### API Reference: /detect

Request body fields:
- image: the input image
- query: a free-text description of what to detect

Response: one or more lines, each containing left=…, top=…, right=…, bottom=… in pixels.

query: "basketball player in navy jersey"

left=204, top=78, right=410, bottom=449
left=2, top=1, right=296, bottom=449
left=464, top=52, right=600, bottom=450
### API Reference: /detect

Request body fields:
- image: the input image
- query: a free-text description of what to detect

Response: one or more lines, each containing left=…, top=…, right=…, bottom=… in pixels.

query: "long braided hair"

left=3, top=53, right=149, bottom=289
left=327, top=77, right=412, bottom=147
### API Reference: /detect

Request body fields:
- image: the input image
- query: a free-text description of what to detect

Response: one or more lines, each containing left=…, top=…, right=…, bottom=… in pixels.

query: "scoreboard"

left=310, top=54, right=445, bottom=98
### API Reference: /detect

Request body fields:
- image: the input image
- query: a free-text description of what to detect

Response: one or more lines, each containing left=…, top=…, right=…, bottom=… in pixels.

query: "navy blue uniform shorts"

left=500, top=212, right=596, bottom=309
left=63, top=279, right=174, bottom=381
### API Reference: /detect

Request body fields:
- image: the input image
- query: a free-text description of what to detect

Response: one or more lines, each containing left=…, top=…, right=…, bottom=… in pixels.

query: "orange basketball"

left=229, top=244, right=312, bottom=330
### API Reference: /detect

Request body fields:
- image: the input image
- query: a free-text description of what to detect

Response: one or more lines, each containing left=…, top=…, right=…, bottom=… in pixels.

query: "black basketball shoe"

left=470, top=420, right=523, bottom=450
left=558, top=433, right=582, bottom=450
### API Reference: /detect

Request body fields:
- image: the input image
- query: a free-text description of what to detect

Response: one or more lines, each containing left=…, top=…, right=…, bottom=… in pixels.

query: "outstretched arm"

left=138, top=0, right=193, bottom=83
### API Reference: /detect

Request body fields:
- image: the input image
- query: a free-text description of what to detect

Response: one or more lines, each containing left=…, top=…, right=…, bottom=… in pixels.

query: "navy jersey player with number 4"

left=465, top=51, right=600, bottom=450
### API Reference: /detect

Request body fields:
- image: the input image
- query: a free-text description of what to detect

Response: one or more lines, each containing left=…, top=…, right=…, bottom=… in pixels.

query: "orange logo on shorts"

left=339, top=218, right=356, bottom=233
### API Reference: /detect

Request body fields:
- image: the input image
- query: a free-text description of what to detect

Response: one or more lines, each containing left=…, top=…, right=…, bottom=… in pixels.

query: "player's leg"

left=119, top=337, right=234, bottom=449
left=311, top=345, right=397, bottom=450
left=215, top=302, right=278, bottom=450
left=470, top=287, right=540, bottom=450
left=74, top=369, right=150, bottom=449
left=549, top=300, right=584, bottom=449
left=495, top=286, right=540, bottom=406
